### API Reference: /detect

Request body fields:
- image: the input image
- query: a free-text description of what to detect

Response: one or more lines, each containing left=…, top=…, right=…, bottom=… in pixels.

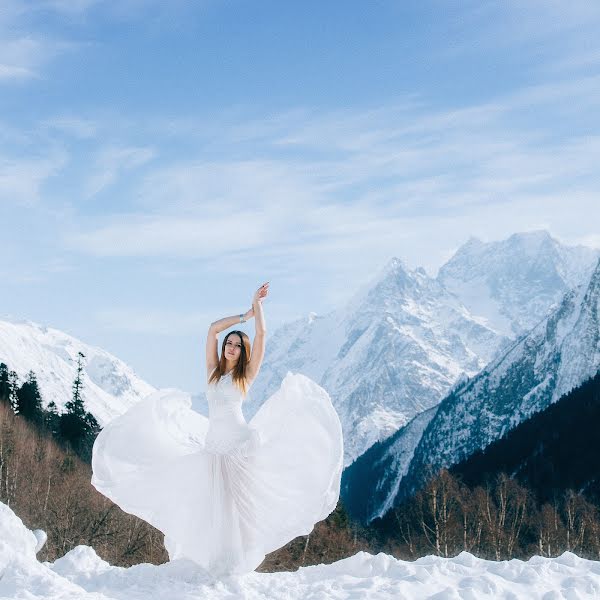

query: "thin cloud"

left=39, top=0, right=100, bottom=14
left=0, top=150, right=68, bottom=206
left=66, top=212, right=271, bottom=258
left=84, top=145, right=156, bottom=197
left=0, top=36, right=47, bottom=82
left=0, top=35, right=79, bottom=83
left=60, top=69, right=600, bottom=277
left=0, top=3, right=86, bottom=83
left=94, top=307, right=214, bottom=336
left=42, top=116, right=98, bottom=139
left=0, top=64, right=35, bottom=80
left=549, top=49, right=600, bottom=73
left=441, top=1, right=600, bottom=61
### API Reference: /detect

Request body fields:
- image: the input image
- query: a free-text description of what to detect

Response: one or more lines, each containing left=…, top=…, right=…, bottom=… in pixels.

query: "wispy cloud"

left=95, top=307, right=214, bottom=336
left=0, top=36, right=47, bottom=82
left=42, top=116, right=98, bottom=139
left=0, top=0, right=90, bottom=83
left=39, top=0, right=101, bottom=15
left=0, top=63, right=34, bottom=80
left=443, top=0, right=600, bottom=63
left=67, top=211, right=271, bottom=258
left=84, top=145, right=156, bottom=197
left=57, top=67, right=600, bottom=280
left=0, top=29, right=78, bottom=83
left=0, top=149, right=67, bottom=205
left=0, top=257, right=74, bottom=285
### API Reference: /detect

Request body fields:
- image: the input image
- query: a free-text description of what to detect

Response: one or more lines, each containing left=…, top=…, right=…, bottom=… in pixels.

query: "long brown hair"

left=208, top=330, right=251, bottom=396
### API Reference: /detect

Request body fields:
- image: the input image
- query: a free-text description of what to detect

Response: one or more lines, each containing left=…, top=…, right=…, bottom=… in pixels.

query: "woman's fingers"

left=253, top=282, right=269, bottom=303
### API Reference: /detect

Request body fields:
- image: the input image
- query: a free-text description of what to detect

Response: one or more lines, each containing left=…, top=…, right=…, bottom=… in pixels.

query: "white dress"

left=90, top=370, right=344, bottom=576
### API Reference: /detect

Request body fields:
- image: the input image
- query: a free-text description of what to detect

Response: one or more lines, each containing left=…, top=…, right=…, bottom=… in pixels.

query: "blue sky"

left=1, top=0, right=599, bottom=393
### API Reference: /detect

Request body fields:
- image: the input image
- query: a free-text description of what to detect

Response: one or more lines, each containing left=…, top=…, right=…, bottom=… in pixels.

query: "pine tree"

left=59, top=351, right=101, bottom=462
left=65, top=351, right=86, bottom=420
left=16, top=371, right=44, bottom=424
left=8, top=370, right=19, bottom=414
left=60, top=352, right=87, bottom=449
left=0, top=362, right=9, bottom=403
left=44, top=400, right=60, bottom=435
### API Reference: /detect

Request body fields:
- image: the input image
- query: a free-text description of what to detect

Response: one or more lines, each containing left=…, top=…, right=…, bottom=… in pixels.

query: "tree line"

left=0, top=353, right=100, bottom=462
left=368, top=372, right=600, bottom=561
left=0, top=390, right=168, bottom=565
left=369, top=468, right=600, bottom=561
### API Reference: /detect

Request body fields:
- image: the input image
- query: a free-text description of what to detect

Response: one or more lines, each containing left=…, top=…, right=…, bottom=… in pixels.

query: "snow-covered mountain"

left=341, top=405, right=437, bottom=523
left=0, top=318, right=155, bottom=426
left=246, top=231, right=598, bottom=466
left=381, top=254, right=600, bottom=511
left=438, top=230, right=598, bottom=337
left=245, top=258, right=508, bottom=465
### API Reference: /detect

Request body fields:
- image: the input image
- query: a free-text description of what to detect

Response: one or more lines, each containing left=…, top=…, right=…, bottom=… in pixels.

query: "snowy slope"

left=438, top=230, right=599, bottom=337
left=0, top=318, right=155, bottom=426
left=245, top=258, right=508, bottom=465
left=341, top=405, right=437, bottom=523
left=3, top=501, right=600, bottom=600
left=397, top=255, right=600, bottom=502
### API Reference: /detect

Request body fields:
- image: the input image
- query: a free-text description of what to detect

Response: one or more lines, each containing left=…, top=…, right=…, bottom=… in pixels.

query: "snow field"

left=2, top=502, right=600, bottom=599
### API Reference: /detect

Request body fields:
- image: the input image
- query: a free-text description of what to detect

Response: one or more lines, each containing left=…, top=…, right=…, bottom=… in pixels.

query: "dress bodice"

left=206, top=371, right=246, bottom=424
left=205, top=371, right=251, bottom=454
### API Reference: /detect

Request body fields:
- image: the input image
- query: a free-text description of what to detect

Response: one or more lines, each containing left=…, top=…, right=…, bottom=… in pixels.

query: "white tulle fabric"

left=91, top=371, right=343, bottom=576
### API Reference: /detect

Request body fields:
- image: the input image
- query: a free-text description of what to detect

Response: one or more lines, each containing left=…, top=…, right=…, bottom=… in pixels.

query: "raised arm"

left=206, top=310, right=252, bottom=378
left=246, top=283, right=269, bottom=386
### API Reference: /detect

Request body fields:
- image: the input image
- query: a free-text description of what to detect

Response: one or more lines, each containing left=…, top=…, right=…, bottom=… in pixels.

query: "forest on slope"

left=366, top=372, right=600, bottom=560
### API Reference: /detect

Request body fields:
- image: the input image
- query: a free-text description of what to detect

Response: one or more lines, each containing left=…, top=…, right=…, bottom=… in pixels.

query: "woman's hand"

left=252, top=282, right=269, bottom=306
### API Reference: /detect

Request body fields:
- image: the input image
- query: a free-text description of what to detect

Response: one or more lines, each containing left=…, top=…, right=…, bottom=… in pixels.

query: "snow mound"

left=2, top=502, right=600, bottom=599
left=0, top=502, right=38, bottom=563
left=0, top=503, right=104, bottom=599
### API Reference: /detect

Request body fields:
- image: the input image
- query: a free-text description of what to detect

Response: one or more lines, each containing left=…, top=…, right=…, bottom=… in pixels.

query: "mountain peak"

left=506, top=230, right=556, bottom=252
left=437, top=231, right=599, bottom=336
left=464, top=235, right=483, bottom=247
left=383, top=256, right=410, bottom=274
left=1, top=314, right=44, bottom=331
left=452, top=236, right=484, bottom=256
left=366, top=256, right=415, bottom=294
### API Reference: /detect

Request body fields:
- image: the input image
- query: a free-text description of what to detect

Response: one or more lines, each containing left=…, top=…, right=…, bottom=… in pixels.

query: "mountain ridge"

left=0, top=318, right=156, bottom=426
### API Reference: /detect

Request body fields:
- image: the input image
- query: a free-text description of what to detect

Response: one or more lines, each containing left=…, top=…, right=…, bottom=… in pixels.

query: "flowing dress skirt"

left=91, top=372, right=344, bottom=575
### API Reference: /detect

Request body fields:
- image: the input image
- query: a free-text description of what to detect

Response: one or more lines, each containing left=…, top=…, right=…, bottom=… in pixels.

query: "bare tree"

left=416, top=469, right=461, bottom=557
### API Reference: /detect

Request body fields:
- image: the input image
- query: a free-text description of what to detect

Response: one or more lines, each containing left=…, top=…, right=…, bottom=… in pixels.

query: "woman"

left=205, top=281, right=269, bottom=395
left=91, top=282, right=344, bottom=577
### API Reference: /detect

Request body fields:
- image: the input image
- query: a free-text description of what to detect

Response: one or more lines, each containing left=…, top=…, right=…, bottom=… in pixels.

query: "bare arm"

left=246, top=284, right=269, bottom=385
left=206, top=310, right=252, bottom=377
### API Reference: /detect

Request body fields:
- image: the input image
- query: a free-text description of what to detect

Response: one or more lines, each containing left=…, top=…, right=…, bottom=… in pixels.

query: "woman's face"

left=224, top=334, right=242, bottom=363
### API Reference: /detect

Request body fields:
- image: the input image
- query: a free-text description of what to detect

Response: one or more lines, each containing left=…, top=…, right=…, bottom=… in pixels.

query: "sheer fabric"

left=91, top=370, right=343, bottom=576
